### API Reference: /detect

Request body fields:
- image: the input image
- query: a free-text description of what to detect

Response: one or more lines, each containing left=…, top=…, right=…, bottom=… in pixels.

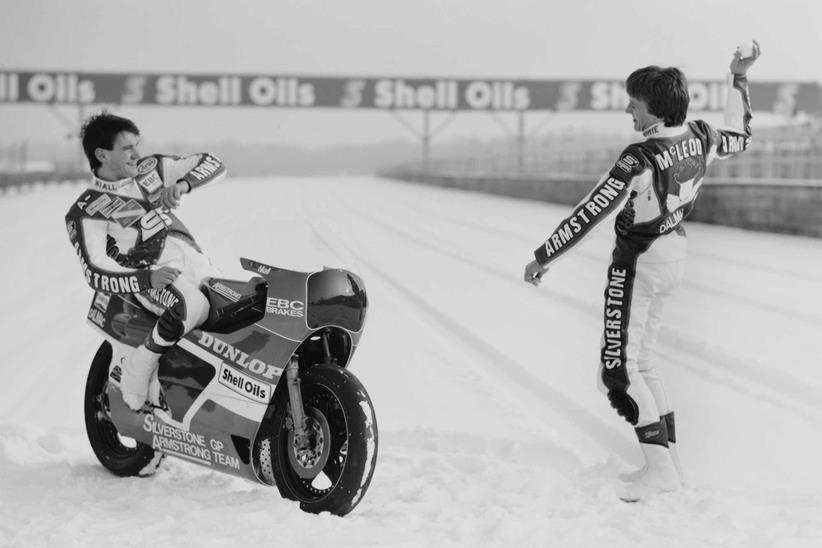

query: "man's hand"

left=730, top=40, right=761, bottom=75
left=524, top=260, right=549, bottom=286
left=156, top=181, right=189, bottom=209
left=150, top=266, right=181, bottom=288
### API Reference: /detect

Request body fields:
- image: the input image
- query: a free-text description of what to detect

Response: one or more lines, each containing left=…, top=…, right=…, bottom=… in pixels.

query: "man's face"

left=96, top=131, right=141, bottom=179
left=625, top=96, right=661, bottom=132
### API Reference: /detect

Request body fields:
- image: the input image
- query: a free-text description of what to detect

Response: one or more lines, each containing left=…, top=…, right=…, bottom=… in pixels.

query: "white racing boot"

left=121, top=345, right=161, bottom=412
left=668, top=441, right=686, bottom=487
left=147, top=370, right=173, bottom=423
left=619, top=446, right=683, bottom=485
left=619, top=464, right=647, bottom=483
left=620, top=412, right=684, bottom=484
left=663, top=412, right=686, bottom=486
left=618, top=420, right=681, bottom=502
left=618, top=443, right=680, bottom=502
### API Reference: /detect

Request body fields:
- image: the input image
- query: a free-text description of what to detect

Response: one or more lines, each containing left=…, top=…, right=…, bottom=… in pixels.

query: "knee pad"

left=607, top=389, right=639, bottom=425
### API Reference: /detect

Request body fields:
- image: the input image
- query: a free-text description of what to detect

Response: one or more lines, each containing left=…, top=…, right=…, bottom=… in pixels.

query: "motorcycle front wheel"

left=269, top=364, right=378, bottom=516
left=84, top=341, right=164, bottom=477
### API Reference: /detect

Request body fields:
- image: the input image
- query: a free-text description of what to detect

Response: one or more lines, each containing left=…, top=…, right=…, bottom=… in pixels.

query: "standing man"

left=66, top=112, right=226, bottom=412
left=523, top=44, right=760, bottom=500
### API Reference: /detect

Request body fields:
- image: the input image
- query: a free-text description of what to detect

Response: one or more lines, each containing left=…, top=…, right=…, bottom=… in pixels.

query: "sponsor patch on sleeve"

left=137, top=170, right=163, bottom=193
left=137, top=157, right=158, bottom=174
left=616, top=153, right=640, bottom=174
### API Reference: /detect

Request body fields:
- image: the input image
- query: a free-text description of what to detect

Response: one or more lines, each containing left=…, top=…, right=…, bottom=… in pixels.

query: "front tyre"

left=84, top=341, right=164, bottom=477
left=270, top=364, right=378, bottom=516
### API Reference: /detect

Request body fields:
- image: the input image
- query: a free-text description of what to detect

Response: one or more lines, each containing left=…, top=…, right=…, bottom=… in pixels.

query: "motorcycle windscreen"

left=306, top=269, right=367, bottom=333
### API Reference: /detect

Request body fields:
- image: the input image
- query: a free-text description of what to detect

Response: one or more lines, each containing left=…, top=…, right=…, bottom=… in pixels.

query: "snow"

left=1, top=176, right=821, bottom=547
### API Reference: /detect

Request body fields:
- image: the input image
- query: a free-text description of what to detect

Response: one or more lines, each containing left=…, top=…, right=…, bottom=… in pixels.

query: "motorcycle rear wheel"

left=84, top=341, right=164, bottom=477
left=270, top=364, right=378, bottom=516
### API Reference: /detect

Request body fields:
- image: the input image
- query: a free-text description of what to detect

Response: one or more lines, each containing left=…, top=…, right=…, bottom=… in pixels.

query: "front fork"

left=285, top=356, right=309, bottom=440
left=285, top=329, right=336, bottom=438
left=285, top=329, right=337, bottom=442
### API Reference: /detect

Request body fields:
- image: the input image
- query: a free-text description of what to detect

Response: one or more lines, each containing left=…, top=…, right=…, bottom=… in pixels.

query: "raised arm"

left=708, top=41, right=761, bottom=160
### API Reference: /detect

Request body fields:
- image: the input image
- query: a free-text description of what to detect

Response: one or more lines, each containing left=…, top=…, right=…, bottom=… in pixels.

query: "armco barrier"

left=380, top=169, right=822, bottom=238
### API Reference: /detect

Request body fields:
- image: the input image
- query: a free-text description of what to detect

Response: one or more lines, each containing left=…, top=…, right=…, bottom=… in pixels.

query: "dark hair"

left=626, top=66, right=689, bottom=127
left=80, top=112, right=140, bottom=170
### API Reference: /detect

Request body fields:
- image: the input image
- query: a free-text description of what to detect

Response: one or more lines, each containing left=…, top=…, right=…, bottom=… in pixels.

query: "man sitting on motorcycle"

left=65, top=112, right=226, bottom=411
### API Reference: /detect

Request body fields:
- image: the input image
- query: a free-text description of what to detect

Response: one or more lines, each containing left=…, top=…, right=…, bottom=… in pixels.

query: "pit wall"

left=379, top=169, right=822, bottom=238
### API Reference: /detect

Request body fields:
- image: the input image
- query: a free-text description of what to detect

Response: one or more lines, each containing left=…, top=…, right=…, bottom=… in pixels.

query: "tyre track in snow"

left=298, top=186, right=639, bottom=461
left=384, top=198, right=822, bottom=422
left=327, top=185, right=822, bottom=425
left=394, top=180, right=818, bottom=285
left=369, top=190, right=822, bottom=422
left=384, top=186, right=822, bottom=325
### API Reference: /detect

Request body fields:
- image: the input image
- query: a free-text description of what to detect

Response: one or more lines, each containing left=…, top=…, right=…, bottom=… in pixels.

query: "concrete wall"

left=381, top=169, right=822, bottom=238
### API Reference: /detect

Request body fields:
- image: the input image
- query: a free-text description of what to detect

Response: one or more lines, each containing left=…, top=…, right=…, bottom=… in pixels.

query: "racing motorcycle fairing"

left=241, top=257, right=367, bottom=347
left=86, top=257, right=369, bottom=484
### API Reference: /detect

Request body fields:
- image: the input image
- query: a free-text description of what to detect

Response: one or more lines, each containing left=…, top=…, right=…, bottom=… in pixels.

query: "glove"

left=615, top=191, right=638, bottom=236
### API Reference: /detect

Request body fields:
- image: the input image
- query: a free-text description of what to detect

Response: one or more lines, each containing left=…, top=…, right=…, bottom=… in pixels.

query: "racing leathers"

left=66, top=152, right=226, bottom=410
left=532, top=72, right=752, bottom=437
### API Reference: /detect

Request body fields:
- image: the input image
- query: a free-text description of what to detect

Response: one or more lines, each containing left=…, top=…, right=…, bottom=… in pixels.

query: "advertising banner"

left=1, top=71, right=818, bottom=115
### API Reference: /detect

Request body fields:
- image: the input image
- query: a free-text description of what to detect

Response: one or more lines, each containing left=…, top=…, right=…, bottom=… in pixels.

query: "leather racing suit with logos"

left=65, top=153, right=226, bottom=358
left=533, top=73, right=752, bottom=430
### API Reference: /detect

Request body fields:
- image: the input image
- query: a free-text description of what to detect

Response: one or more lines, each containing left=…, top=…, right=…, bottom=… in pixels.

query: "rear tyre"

left=270, top=364, right=378, bottom=516
left=84, top=342, right=164, bottom=477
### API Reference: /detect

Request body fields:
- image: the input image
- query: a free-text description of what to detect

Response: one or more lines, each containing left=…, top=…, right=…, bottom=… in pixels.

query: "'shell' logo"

left=218, top=363, right=271, bottom=404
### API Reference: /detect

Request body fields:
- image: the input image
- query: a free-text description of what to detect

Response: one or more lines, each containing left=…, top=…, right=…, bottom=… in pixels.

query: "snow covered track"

left=1, top=176, right=820, bottom=547
left=303, top=192, right=638, bottom=460
left=328, top=181, right=822, bottom=419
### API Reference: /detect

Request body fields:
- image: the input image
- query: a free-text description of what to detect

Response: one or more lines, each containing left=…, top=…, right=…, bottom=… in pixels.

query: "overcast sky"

left=1, top=0, right=820, bottom=148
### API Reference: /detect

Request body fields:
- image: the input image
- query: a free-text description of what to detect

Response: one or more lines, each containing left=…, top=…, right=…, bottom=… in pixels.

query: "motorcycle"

left=83, top=257, right=378, bottom=516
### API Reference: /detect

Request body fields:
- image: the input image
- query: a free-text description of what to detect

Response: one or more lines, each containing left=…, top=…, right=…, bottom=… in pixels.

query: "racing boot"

left=147, top=371, right=166, bottom=409
left=618, top=420, right=680, bottom=502
left=147, top=370, right=172, bottom=422
left=620, top=412, right=684, bottom=484
left=668, top=442, right=685, bottom=487
left=618, top=463, right=647, bottom=483
left=121, top=344, right=161, bottom=412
